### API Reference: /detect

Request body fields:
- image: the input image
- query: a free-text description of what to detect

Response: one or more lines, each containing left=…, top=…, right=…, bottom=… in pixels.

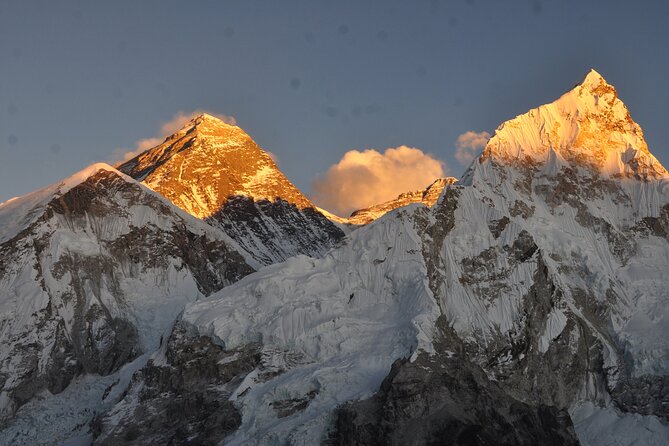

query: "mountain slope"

left=117, top=114, right=344, bottom=265
left=0, top=164, right=254, bottom=442
left=460, top=69, right=669, bottom=377
left=95, top=71, right=669, bottom=445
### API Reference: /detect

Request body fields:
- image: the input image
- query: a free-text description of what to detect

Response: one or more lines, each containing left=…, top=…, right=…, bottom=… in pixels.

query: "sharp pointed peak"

left=583, top=68, right=605, bottom=82
left=117, top=110, right=316, bottom=218
left=579, top=68, right=614, bottom=92
left=478, top=69, right=669, bottom=179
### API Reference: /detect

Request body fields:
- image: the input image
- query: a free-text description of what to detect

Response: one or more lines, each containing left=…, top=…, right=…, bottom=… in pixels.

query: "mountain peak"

left=481, top=70, right=667, bottom=179
left=191, top=112, right=237, bottom=128
left=581, top=68, right=608, bottom=89
left=117, top=117, right=313, bottom=218
left=166, top=113, right=239, bottom=140
left=0, top=163, right=128, bottom=244
left=575, top=68, right=620, bottom=105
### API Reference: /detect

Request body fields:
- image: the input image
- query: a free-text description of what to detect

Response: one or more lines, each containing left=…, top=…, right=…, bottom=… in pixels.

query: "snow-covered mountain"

left=117, top=114, right=344, bottom=265
left=347, top=177, right=457, bottom=225
left=93, top=70, right=669, bottom=445
left=0, top=164, right=254, bottom=442
left=3, top=70, right=668, bottom=445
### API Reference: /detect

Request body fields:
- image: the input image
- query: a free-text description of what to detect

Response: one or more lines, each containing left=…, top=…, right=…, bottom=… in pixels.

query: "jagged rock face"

left=329, top=346, right=579, bottom=446
left=117, top=114, right=345, bottom=265
left=412, top=188, right=611, bottom=412
left=92, top=322, right=261, bottom=445
left=210, top=196, right=347, bottom=265
left=347, top=177, right=457, bottom=225
left=98, top=71, right=669, bottom=445
left=611, top=375, right=669, bottom=422
left=0, top=166, right=253, bottom=425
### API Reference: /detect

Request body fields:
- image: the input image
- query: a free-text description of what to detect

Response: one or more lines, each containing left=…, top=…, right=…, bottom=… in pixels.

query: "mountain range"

left=1, top=70, right=668, bottom=445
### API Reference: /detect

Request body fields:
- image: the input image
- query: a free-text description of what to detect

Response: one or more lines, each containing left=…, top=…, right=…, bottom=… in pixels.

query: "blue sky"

left=1, top=0, right=668, bottom=204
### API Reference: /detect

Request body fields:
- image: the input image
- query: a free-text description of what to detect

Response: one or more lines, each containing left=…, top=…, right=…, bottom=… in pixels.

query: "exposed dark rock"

left=271, top=389, right=319, bottom=419
left=506, top=230, right=538, bottom=262
left=457, top=230, right=537, bottom=303
left=534, top=168, right=636, bottom=264
left=488, top=216, right=510, bottom=238
left=328, top=346, right=579, bottom=446
left=92, top=322, right=261, bottom=445
left=634, top=203, right=669, bottom=240
left=509, top=200, right=534, bottom=219
left=210, top=196, right=345, bottom=266
left=418, top=187, right=460, bottom=298
left=612, top=375, right=669, bottom=421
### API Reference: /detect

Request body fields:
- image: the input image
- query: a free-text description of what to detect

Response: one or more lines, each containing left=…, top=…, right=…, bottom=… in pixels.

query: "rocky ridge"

left=347, top=177, right=457, bottom=225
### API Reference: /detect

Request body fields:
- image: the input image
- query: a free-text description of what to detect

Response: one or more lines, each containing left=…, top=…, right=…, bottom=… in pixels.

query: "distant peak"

left=345, top=177, right=455, bottom=225
left=427, top=177, right=458, bottom=189
left=59, top=163, right=129, bottom=194
left=66, top=163, right=118, bottom=184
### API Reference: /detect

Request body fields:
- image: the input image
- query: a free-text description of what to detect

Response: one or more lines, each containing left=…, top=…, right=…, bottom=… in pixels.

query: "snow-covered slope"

left=117, top=114, right=344, bottom=265
left=93, top=206, right=445, bottom=444
left=95, top=70, right=669, bottom=445
left=0, top=164, right=254, bottom=441
left=347, top=177, right=457, bottom=225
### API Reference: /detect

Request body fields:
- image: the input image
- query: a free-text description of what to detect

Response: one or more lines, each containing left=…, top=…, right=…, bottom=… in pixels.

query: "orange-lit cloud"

left=111, top=110, right=236, bottom=163
left=311, top=146, right=446, bottom=216
left=454, top=130, right=491, bottom=165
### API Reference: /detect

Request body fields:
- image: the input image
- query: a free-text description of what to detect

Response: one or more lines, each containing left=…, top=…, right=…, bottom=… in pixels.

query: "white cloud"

left=454, top=130, right=491, bottom=165
left=311, top=146, right=446, bottom=216
left=110, top=110, right=237, bottom=163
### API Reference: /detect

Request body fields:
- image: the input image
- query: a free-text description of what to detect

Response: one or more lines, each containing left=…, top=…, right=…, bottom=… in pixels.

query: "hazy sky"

left=1, top=0, right=668, bottom=205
